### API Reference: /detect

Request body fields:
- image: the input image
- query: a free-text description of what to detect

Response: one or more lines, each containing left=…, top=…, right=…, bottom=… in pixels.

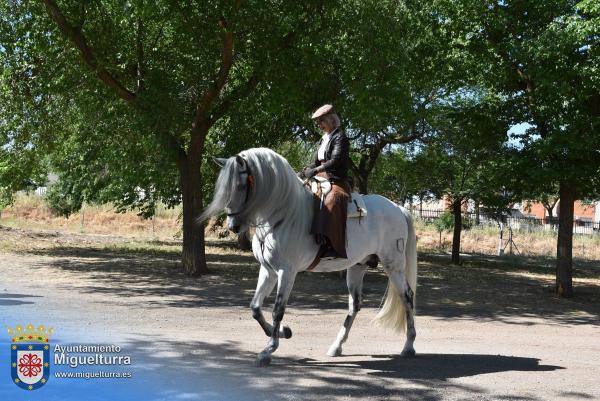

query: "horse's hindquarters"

left=345, top=195, right=410, bottom=262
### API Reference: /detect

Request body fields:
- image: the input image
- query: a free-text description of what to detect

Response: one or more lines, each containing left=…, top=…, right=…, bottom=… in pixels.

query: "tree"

left=289, top=0, right=466, bottom=195
left=412, top=95, right=513, bottom=264
left=1, top=0, right=328, bottom=275
left=433, top=211, right=454, bottom=252
left=469, top=0, right=600, bottom=296
left=0, top=10, right=55, bottom=208
left=368, top=148, right=414, bottom=204
left=522, top=188, right=560, bottom=224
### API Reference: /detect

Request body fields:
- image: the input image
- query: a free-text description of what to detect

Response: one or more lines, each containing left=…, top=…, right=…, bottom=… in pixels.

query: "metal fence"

left=409, top=208, right=600, bottom=235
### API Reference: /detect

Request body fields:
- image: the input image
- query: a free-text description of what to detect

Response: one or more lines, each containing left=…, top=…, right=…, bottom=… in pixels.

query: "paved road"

left=1, top=249, right=599, bottom=401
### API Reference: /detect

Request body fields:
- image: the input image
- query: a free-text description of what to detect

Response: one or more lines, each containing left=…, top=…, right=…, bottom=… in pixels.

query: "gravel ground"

left=1, top=227, right=599, bottom=401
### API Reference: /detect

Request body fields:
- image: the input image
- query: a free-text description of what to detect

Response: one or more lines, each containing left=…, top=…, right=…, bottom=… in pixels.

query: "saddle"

left=308, top=176, right=367, bottom=219
left=310, top=175, right=332, bottom=197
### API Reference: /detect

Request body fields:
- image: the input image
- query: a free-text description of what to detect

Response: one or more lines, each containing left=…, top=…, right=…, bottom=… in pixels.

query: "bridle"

left=226, top=163, right=254, bottom=218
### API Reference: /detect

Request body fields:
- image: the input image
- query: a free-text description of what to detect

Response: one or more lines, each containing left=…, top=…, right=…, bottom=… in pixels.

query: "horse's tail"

left=373, top=208, right=417, bottom=333
left=404, top=209, right=418, bottom=311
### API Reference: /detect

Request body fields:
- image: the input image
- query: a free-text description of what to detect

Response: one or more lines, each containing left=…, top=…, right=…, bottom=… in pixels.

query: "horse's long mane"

left=200, top=148, right=309, bottom=227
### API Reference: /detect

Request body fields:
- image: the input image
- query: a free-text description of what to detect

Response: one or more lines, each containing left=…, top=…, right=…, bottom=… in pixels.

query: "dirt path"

left=1, top=227, right=599, bottom=401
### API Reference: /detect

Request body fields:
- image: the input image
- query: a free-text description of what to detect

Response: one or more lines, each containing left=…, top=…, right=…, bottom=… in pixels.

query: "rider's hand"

left=303, top=167, right=317, bottom=178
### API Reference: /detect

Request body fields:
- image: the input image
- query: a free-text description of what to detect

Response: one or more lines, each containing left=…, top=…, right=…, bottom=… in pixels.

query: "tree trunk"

left=357, top=170, right=369, bottom=194
left=451, top=197, right=462, bottom=265
left=542, top=197, right=559, bottom=227
left=547, top=206, right=555, bottom=229
left=355, top=142, right=386, bottom=195
left=180, top=154, right=208, bottom=276
left=556, top=181, right=575, bottom=297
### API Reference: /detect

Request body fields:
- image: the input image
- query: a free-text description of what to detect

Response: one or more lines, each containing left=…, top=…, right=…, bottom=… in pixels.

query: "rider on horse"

left=301, top=104, right=351, bottom=259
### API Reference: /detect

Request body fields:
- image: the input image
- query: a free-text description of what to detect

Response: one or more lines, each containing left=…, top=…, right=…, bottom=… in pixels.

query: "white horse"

left=200, top=148, right=417, bottom=367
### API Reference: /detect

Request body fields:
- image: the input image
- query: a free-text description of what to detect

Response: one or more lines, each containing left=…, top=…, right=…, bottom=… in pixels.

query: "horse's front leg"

left=250, top=265, right=293, bottom=339
left=255, top=268, right=296, bottom=367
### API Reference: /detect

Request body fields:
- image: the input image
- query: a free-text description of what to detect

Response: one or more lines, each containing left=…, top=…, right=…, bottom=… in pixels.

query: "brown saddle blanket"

left=310, top=172, right=351, bottom=258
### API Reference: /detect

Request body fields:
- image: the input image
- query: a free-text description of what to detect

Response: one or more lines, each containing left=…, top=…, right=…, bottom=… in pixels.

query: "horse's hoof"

left=400, top=348, right=416, bottom=358
left=283, top=326, right=293, bottom=339
left=327, top=346, right=342, bottom=357
left=255, top=353, right=272, bottom=367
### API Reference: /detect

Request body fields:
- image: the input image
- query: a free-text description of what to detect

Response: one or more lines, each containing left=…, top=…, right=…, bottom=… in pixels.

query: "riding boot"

left=319, top=238, right=339, bottom=260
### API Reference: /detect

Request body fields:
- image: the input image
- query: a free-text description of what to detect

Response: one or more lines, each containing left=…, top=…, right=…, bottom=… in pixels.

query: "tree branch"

left=208, top=72, right=258, bottom=124
left=385, top=127, right=425, bottom=144
left=136, top=15, right=145, bottom=93
left=348, top=159, right=360, bottom=175
left=41, top=0, right=137, bottom=104
left=194, top=20, right=235, bottom=133
left=208, top=28, right=300, bottom=126
left=483, top=19, right=550, bottom=140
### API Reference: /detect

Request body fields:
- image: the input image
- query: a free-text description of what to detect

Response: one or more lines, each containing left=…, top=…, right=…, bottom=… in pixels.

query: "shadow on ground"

left=0, top=292, right=42, bottom=306
left=17, top=240, right=600, bottom=327
left=418, top=253, right=600, bottom=326
left=109, top=336, right=565, bottom=401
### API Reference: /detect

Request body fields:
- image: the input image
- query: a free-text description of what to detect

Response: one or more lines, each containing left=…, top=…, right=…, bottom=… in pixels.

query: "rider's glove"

left=303, top=167, right=317, bottom=178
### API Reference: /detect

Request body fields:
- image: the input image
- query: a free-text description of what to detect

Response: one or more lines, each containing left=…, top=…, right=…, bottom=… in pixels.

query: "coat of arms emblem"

left=8, top=324, right=52, bottom=390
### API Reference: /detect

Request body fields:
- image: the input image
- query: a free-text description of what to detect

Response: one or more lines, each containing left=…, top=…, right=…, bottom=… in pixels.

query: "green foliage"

left=0, top=50, right=52, bottom=207
left=434, top=212, right=455, bottom=233
left=400, top=92, right=517, bottom=214
left=0, top=0, right=336, bottom=218
left=459, top=0, right=600, bottom=199
left=368, top=149, right=412, bottom=202
left=274, top=141, right=314, bottom=173
left=329, top=1, right=468, bottom=193
left=433, top=211, right=473, bottom=233
left=2, top=0, right=598, bottom=256
left=44, top=181, right=83, bottom=217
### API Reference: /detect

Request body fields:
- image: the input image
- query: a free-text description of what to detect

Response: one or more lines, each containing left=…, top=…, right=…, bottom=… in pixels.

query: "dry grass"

left=1, top=204, right=599, bottom=301
left=2, top=194, right=600, bottom=261
left=0, top=193, right=182, bottom=239
left=415, top=219, right=600, bottom=261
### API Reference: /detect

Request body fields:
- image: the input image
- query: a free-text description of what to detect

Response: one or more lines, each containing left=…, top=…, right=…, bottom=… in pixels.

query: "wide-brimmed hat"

left=311, top=104, right=335, bottom=119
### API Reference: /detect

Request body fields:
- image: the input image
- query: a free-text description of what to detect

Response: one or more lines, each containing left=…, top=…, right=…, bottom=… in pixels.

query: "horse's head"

left=222, top=155, right=254, bottom=233
left=200, top=148, right=305, bottom=233
left=202, top=154, right=254, bottom=233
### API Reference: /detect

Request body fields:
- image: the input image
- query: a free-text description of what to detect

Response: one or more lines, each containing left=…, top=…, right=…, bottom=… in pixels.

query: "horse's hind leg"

left=327, top=264, right=367, bottom=357
left=386, top=268, right=416, bottom=357
left=251, top=265, right=292, bottom=339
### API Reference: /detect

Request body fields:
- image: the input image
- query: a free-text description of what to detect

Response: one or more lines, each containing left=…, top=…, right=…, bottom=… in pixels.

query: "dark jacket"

left=309, top=128, right=350, bottom=182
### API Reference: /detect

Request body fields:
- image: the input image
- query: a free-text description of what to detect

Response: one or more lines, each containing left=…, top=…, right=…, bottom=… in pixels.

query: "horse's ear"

left=235, top=155, right=245, bottom=167
left=213, top=157, right=227, bottom=168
